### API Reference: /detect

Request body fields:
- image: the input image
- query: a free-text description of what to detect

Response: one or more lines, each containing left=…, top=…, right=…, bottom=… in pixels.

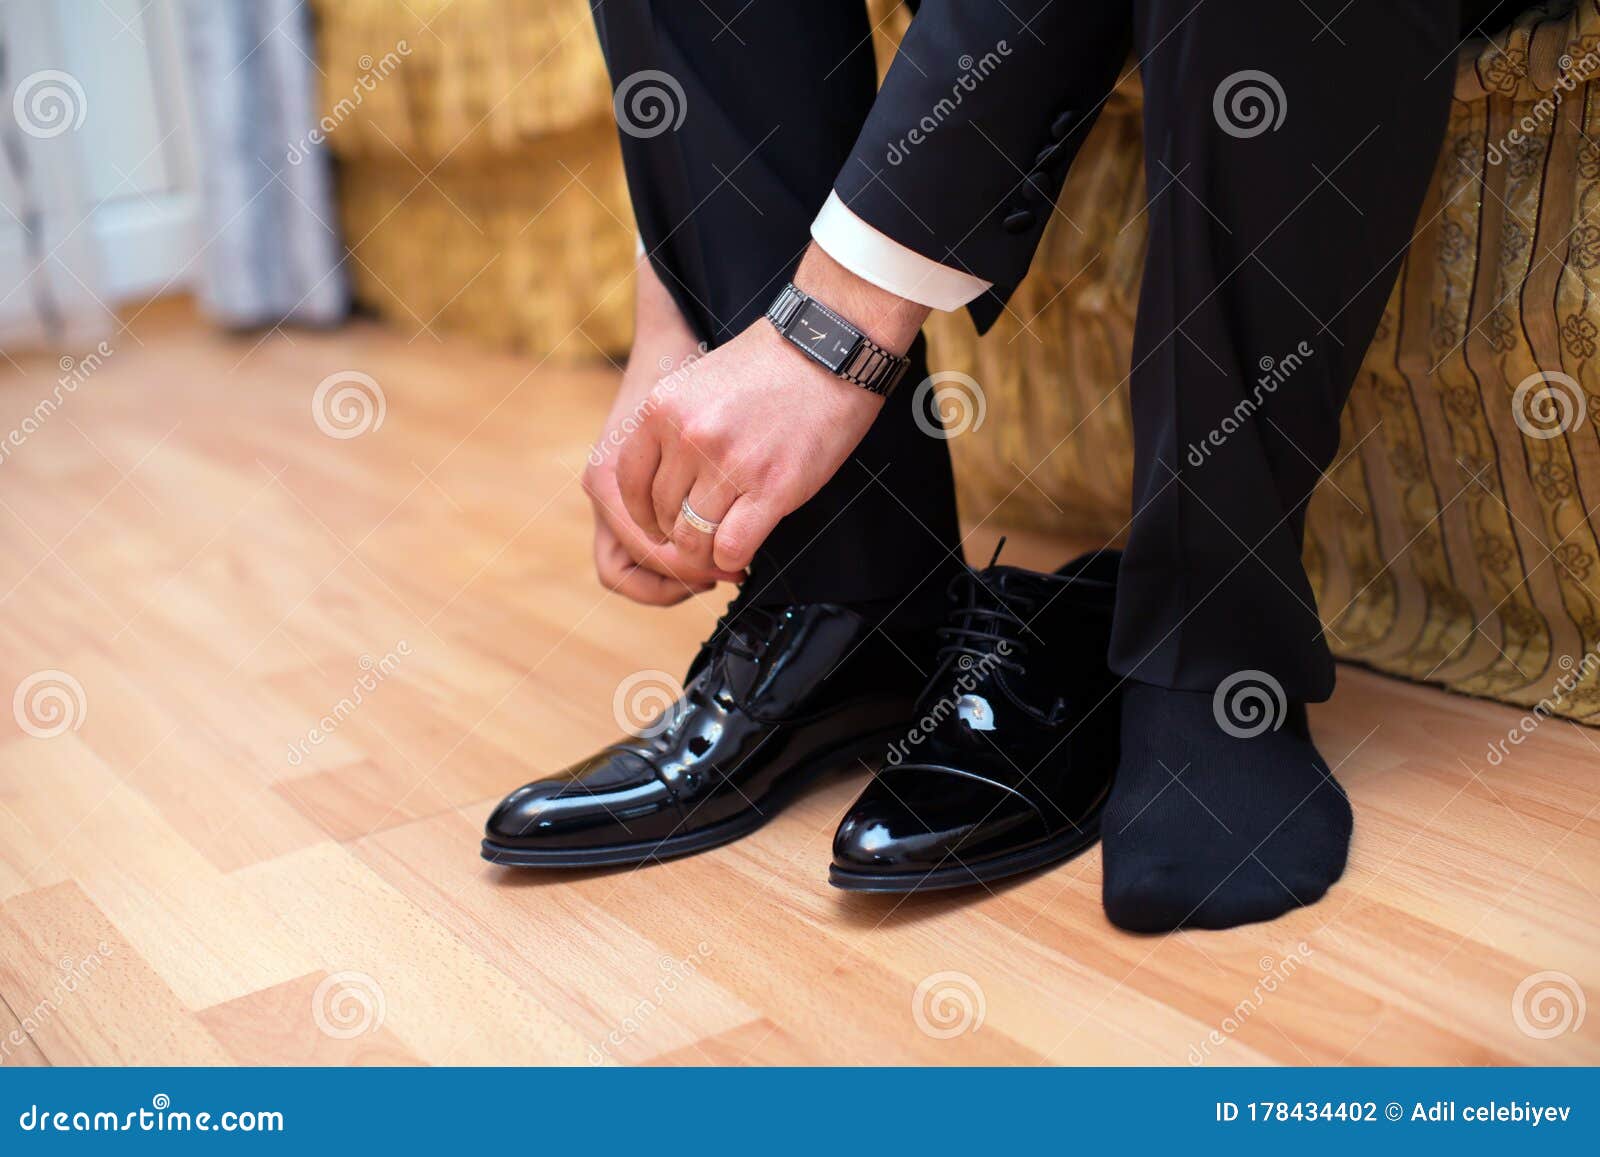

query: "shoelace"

left=706, top=601, right=785, bottom=663
left=934, top=568, right=1035, bottom=680
left=682, top=600, right=787, bottom=712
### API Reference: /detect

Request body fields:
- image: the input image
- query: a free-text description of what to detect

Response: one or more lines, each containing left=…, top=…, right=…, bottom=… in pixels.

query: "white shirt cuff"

left=810, top=190, right=991, bottom=312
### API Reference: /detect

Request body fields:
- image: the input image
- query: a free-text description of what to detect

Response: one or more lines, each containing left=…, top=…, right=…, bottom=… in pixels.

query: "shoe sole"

left=480, top=730, right=897, bottom=870
left=828, top=818, right=1102, bottom=894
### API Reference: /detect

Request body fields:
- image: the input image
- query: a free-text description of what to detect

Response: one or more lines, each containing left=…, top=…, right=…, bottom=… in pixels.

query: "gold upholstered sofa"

left=312, top=0, right=1600, bottom=723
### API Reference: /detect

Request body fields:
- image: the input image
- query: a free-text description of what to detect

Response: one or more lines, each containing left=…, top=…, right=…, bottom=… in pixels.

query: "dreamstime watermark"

left=12, top=69, right=87, bottom=138
left=912, top=970, right=986, bottom=1039
left=1511, top=971, right=1586, bottom=1039
left=285, top=642, right=410, bottom=766
left=1484, top=646, right=1600, bottom=766
left=612, top=669, right=687, bottom=739
left=886, top=42, right=1012, bottom=165
left=1213, top=70, right=1287, bottom=138
left=1186, top=341, right=1314, bottom=466
left=587, top=942, right=716, bottom=1064
left=587, top=343, right=709, bottom=467
left=1511, top=370, right=1585, bottom=440
left=1212, top=669, right=1287, bottom=739
left=885, top=643, right=1013, bottom=766
left=1188, top=942, right=1314, bottom=1064
left=312, top=370, right=386, bottom=438
left=286, top=41, right=411, bottom=164
left=0, top=341, right=114, bottom=468
left=0, top=942, right=114, bottom=1065
left=613, top=70, right=687, bottom=139
left=1485, top=45, right=1600, bottom=167
left=311, top=970, right=387, bottom=1039
left=912, top=371, right=986, bottom=439
left=17, top=1094, right=283, bottom=1134
left=12, top=670, right=86, bottom=739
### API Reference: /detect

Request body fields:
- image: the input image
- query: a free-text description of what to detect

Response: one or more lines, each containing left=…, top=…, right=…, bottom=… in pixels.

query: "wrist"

left=630, top=252, right=699, bottom=367
left=790, top=243, right=929, bottom=356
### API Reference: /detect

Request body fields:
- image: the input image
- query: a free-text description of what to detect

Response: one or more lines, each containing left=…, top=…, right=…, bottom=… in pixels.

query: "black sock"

left=1100, top=681, right=1352, bottom=932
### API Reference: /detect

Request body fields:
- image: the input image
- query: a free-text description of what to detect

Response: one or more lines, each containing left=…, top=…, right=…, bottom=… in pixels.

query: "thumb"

left=713, top=493, right=784, bottom=574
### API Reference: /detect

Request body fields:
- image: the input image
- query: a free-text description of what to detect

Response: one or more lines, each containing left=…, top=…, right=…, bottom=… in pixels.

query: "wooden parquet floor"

left=0, top=302, right=1595, bottom=1065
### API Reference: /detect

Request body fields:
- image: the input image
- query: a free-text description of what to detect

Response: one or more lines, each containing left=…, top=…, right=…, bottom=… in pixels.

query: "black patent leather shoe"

left=830, top=550, right=1122, bottom=892
left=482, top=597, right=931, bottom=868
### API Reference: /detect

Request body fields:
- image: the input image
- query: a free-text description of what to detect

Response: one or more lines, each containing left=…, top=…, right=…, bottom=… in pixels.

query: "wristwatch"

left=764, top=283, right=912, bottom=397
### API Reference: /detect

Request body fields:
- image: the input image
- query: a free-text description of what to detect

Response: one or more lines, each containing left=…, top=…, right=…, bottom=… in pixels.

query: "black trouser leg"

left=590, top=1, right=962, bottom=615
left=1109, top=0, right=1463, bottom=701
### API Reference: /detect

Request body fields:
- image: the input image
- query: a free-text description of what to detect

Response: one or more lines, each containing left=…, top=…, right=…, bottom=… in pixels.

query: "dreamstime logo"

left=1186, top=341, right=1314, bottom=466
left=1511, top=370, right=1585, bottom=439
left=588, top=343, right=709, bottom=467
left=885, top=41, right=1012, bottom=164
left=885, top=643, right=1012, bottom=765
left=612, top=669, right=687, bottom=738
left=1, top=941, right=114, bottom=1066
left=285, top=642, right=410, bottom=766
left=312, top=370, right=386, bottom=439
left=912, top=372, right=987, bottom=439
left=311, top=971, right=386, bottom=1039
left=1512, top=970, right=1586, bottom=1039
left=613, top=70, right=687, bottom=139
left=1212, top=670, right=1286, bottom=739
left=1485, top=44, right=1600, bottom=167
left=287, top=40, right=411, bottom=164
left=911, top=971, right=986, bottom=1039
left=1212, top=70, right=1287, bottom=139
left=0, top=341, right=114, bottom=468
left=1188, top=942, right=1315, bottom=1064
left=12, top=70, right=87, bottom=138
left=587, top=942, right=716, bottom=1065
left=1485, top=645, right=1600, bottom=766
left=13, top=670, right=86, bottom=739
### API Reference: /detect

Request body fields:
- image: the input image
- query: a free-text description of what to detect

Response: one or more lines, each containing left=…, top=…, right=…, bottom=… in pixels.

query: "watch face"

left=789, top=300, right=859, bottom=372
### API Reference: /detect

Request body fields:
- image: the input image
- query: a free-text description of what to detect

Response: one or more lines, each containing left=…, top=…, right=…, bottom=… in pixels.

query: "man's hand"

left=583, top=257, right=745, bottom=606
left=614, top=244, right=930, bottom=576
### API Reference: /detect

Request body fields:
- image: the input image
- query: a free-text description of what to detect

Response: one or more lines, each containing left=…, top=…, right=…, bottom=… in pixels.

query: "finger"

left=712, top=493, right=784, bottom=574
left=614, top=426, right=665, bottom=542
left=610, top=562, right=703, bottom=606
left=597, top=487, right=744, bottom=586
left=650, top=446, right=699, bottom=544
left=588, top=449, right=743, bottom=585
left=595, top=518, right=709, bottom=606
left=672, top=474, right=739, bottom=573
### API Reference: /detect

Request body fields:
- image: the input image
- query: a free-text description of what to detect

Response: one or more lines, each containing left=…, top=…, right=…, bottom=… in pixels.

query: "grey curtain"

left=180, top=0, right=347, bottom=328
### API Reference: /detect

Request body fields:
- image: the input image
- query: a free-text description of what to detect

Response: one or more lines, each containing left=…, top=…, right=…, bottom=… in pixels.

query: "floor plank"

left=0, top=301, right=1593, bottom=1065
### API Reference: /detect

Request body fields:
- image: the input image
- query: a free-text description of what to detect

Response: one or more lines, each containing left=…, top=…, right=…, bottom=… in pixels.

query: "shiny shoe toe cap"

left=832, top=766, right=1046, bottom=873
left=484, top=749, right=675, bottom=850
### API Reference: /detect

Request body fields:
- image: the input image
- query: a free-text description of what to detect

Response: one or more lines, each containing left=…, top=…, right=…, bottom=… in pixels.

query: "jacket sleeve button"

left=1021, top=171, right=1054, bottom=203
left=1002, top=208, right=1037, bottom=234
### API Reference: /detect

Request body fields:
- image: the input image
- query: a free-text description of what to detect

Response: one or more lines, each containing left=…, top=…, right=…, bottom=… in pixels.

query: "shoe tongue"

left=689, top=603, right=860, bottom=713
left=918, top=579, right=1028, bottom=735
left=686, top=601, right=782, bottom=691
left=976, top=564, right=1052, bottom=597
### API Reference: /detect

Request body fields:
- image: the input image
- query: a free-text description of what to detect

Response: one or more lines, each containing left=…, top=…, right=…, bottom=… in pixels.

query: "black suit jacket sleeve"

left=832, top=2, right=1132, bottom=333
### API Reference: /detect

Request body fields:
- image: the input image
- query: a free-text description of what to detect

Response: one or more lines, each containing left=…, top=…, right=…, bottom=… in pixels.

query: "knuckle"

left=680, top=418, right=726, bottom=456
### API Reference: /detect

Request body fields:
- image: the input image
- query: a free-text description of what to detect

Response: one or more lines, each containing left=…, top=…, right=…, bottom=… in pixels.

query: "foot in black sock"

left=1101, top=681, right=1352, bottom=932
